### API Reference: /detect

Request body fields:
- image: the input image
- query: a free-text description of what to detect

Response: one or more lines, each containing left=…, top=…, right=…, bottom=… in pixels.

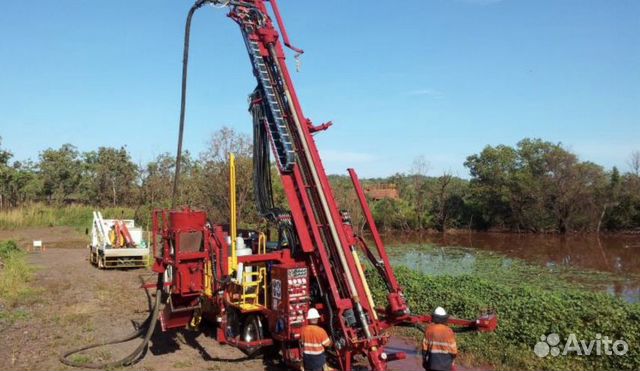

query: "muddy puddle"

left=386, top=336, right=491, bottom=371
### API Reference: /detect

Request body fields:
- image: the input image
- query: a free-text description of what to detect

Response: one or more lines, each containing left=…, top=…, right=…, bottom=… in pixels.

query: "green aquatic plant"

left=368, top=265, right=640, bottom=370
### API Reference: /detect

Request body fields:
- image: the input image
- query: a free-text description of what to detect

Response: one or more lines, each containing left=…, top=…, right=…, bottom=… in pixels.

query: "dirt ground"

left=0, top=245, right=268, bottom=371
left=0, top=228, right=484, bottom=371
left=0, top=226, right=88, bottom=250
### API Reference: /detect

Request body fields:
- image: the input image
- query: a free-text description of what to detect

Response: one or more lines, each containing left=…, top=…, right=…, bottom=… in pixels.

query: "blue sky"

left=0, top=0, right=638, bottom=178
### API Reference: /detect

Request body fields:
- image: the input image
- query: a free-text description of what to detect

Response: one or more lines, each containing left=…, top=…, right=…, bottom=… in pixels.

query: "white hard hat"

left=307, top=308, right=321, bottom=320
left=434, top=307, right=447, bottom=317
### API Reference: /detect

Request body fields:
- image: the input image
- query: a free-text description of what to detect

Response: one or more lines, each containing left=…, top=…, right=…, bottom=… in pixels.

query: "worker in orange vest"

left=300, top=308, right=332, bottom=371
left=422, top=307, right=458, bottom=371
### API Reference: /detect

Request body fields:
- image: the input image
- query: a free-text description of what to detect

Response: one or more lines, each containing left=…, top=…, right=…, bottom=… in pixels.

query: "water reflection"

left=379, top=232, right=640, bottom=303
left=398, top=250, right=477, bottom=276
left=383, top=232, right=640, bottom=274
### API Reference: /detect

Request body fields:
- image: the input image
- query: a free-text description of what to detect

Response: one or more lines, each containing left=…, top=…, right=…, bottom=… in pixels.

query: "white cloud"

left=406, top=88, right=444, bottom=98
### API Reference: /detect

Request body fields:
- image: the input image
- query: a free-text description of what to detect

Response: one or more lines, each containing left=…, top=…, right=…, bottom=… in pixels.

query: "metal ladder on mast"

left=245, top=36, right=296, bottom=172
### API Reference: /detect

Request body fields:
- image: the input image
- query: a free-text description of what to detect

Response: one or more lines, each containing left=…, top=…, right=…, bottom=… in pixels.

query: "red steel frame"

left=231, top=2, right=393, bottom=369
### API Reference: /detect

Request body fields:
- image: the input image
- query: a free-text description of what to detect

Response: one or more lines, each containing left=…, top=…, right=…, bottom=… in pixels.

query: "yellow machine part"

left=108, top=224, right=126, bottom=248
left=204, top=260, right=213, bottom=298
left=258, top=232, right=267, bottom=255
left=108, top=229, right=116, bottom=246
left=238, top=267, right=267, bottom=312
left=229, top=153, right=238, bottom=275
left=228, top=154, right=269, bottom=312
left=236, top=234, right=268, bottom=312
left=189, top=309, right=202, bottom=330
left=353, top=249, right=378, bottom=321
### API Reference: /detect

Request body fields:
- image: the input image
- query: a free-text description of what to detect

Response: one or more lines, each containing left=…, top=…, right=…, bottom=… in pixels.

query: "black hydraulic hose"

left=60, top=285, right=162, bottom=369
left=61, top=2, right=209, bottom=368
left=172, top=0, right=210, bottom=208
left=252, top=89, right=276, bottom=216
left=251, top=88, right=303, bottom=254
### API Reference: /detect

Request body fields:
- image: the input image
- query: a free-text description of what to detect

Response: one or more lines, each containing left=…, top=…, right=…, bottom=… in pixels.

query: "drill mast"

left=231, top=0, right=403, bottom=368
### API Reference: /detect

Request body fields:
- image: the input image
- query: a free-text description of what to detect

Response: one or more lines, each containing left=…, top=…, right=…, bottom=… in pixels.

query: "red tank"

left=169, top=208, right=207, bottom=232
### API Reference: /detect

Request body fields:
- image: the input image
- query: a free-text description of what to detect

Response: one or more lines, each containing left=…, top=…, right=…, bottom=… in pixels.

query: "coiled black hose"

left=60, top=280, right=162, bottom=369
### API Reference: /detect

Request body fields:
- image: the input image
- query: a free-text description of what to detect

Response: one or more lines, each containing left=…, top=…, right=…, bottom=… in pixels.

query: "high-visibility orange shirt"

left=422, top=323, right=458, bottom=355
left=301, top=324, right=332, bottom=355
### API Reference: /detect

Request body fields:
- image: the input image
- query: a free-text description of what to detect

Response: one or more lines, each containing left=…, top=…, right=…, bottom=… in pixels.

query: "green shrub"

left=0, top=240, right=19, bottom=259
left=368, top=267, right=640, bottom=370
left=0, top=240, right=38, bottom=309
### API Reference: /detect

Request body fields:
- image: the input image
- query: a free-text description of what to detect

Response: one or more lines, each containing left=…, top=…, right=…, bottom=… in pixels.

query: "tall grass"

left=0, top=241, right=38, bottom=310
left=0, top=204, right=136, bottom=231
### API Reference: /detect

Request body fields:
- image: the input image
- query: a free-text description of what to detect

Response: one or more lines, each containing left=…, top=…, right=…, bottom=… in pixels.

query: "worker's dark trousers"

left=303, top=353, right=326, bottom=371
left=423, top=353, right=454, bottom=371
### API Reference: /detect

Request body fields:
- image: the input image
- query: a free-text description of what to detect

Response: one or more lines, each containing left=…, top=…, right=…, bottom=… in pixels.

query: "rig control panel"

left=270, top=264, right=310, bottom=339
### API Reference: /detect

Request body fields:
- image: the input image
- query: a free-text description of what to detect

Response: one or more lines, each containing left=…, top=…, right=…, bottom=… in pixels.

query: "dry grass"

left=0, top=204, right=135, bottom=231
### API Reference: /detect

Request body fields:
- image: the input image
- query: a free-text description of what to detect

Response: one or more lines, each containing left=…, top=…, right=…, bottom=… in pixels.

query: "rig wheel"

left=241, top=314, right=265, bottom=358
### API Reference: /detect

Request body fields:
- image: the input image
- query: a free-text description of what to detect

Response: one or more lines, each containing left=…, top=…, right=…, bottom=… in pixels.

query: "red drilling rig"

left=151, top=1, right=497, bottom=370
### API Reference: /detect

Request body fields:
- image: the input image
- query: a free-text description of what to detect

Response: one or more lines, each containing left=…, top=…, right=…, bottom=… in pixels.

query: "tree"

left=39, top=144, right=83, bottom=204
left=141, top=153, right=173, bottom=206
left=0, top=137, right=11, bottom=167
left=4, top=161, right=42, bottom=207
left=465, top=144, right=519, bottom=230
left=1, top=133, right=636, bottom=233
left=431, top=173, right=453, bottom=232
left=513, top=139, right=555, bottom=231
left=371, top=197, right=415, bottom=231
left=198, top=127, right=255, bottom=225
left=92, top=147, right=138, bottom=206
left=329, top=175, right=366, bottom=234
left=465, top=139, right=608, bottom=233
left=628, top=151, right=640, bottom=177
left=140, top=152, right=194, bottom=207
left=0, top=138, right=43, bottom=208
left=410, top=155, right=430, bottom=229
left=599, top=167, right=622, bottom=232
left=0, top=137, right=13, bottom=208
left=605, top=169, right=640, bottom=231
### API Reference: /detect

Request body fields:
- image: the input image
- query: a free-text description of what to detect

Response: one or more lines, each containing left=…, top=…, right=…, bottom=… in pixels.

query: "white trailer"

left=89, top=211, right=149, bottom=269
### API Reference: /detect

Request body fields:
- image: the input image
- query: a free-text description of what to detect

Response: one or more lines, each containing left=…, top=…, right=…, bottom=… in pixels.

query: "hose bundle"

left=252, top=88, right=276, bottom=217
left=251, top=88, right=300, bottom=251
left=60, top=282, right=162, bottom=368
